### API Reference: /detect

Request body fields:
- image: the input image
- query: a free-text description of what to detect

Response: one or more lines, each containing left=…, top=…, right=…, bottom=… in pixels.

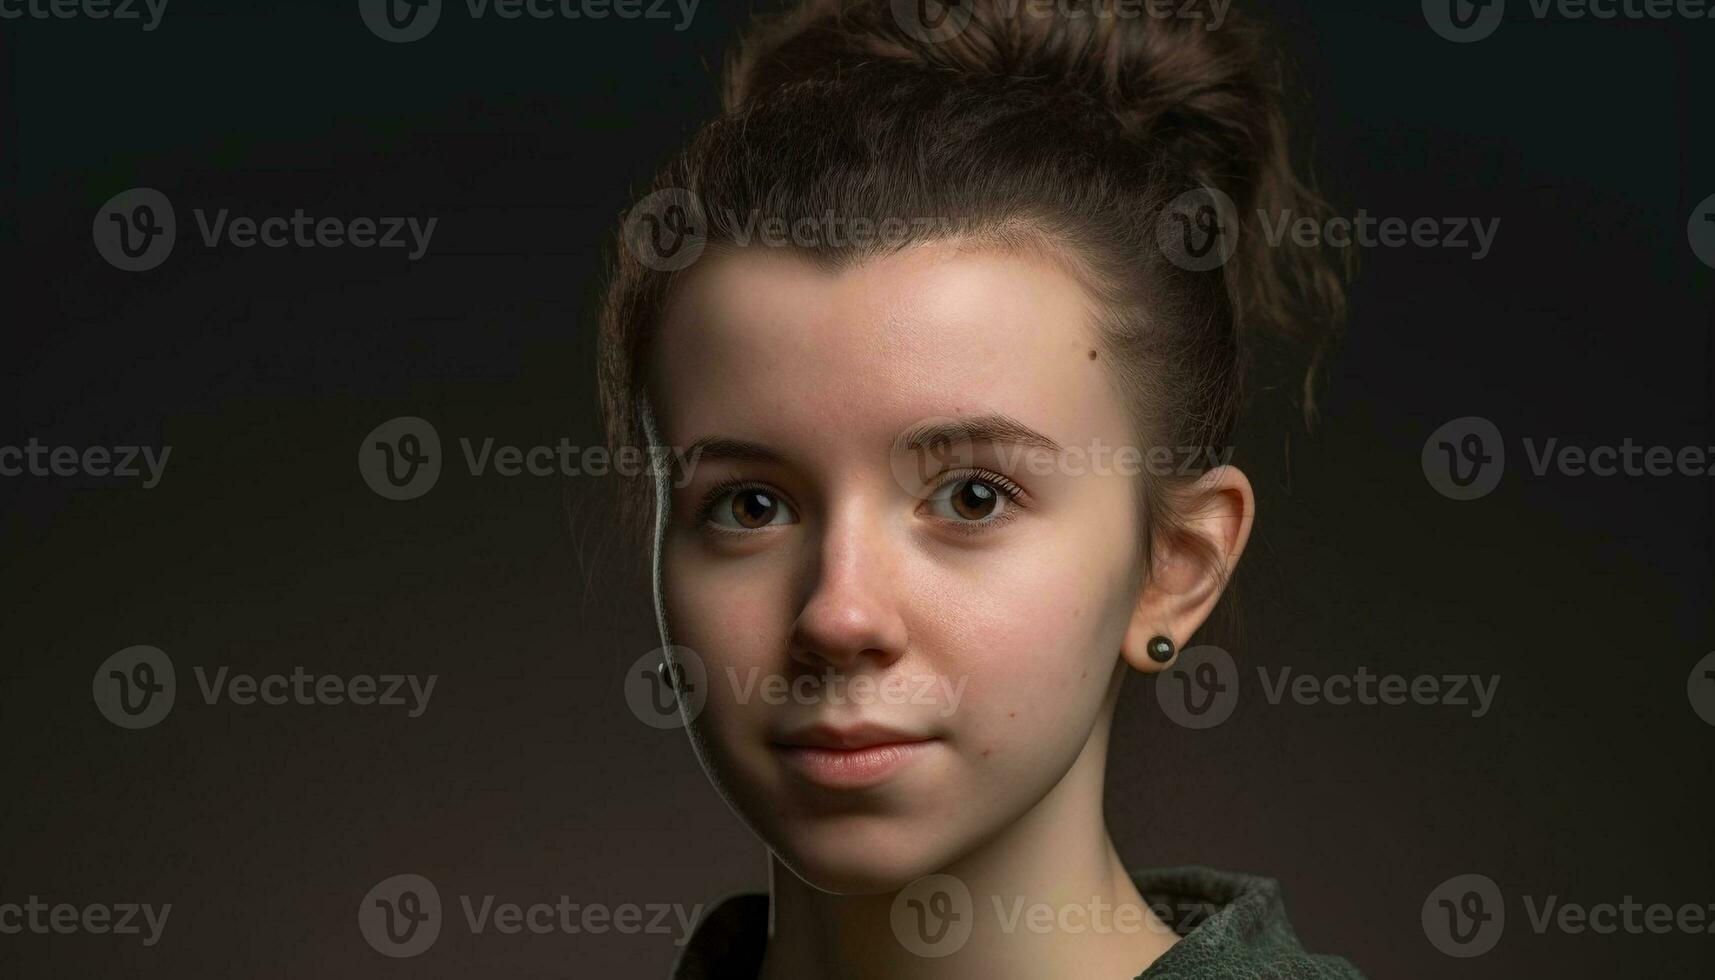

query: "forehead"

left=648, top=241, right=1127, bottom=453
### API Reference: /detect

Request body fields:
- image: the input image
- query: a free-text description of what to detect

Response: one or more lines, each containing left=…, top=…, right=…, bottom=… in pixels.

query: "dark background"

left=1, top=1, right=1711, bottom=977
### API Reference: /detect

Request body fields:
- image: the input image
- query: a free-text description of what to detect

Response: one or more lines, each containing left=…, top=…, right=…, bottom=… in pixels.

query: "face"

left=648, top=240, right=1151, bottom=894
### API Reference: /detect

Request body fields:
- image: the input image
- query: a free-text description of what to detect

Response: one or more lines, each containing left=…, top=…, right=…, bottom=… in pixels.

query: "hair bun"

left=728, top=0, right=1347, bottom=381
left=731, top=1, right=1265, bottom=168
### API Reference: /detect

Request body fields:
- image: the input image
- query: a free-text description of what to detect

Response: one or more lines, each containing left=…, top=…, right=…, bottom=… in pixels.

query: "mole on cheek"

left=1087, top=349, right=1098, bottom=360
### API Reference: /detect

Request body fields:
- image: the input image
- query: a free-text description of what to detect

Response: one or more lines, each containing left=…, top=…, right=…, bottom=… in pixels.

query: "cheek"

left=933, top=494, right=1140, bottom=758
left=662, top=542, right=785, bottom=660
left=659, top=541, right=798, bottom=757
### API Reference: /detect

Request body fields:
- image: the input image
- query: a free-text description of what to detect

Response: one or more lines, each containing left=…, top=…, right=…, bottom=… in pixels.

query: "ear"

left=1121, top=466, right=1256, bottom=673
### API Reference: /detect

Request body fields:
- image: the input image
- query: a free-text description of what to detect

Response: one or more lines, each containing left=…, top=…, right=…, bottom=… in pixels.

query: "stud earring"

left=1147, top=635, right=1176, bottom=664
left=656, top=659, right=677, bottom=691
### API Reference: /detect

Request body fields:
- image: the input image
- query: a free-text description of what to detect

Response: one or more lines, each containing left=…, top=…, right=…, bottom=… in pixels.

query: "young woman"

left=599, top=1, right=1362, bottom=976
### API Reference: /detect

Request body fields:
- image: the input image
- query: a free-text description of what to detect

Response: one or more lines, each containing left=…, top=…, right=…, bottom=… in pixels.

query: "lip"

left=771, top=723, right=940, bottom=789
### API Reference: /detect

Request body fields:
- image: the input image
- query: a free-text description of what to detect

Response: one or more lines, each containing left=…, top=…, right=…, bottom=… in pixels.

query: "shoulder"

left=668, top=891, right=767, bottom=980
left=1132, top=865, right=1369, bottom=980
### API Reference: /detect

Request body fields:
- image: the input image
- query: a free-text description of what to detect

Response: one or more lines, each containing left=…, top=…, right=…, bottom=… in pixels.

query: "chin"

left=766, top=816, right=967, bottom=895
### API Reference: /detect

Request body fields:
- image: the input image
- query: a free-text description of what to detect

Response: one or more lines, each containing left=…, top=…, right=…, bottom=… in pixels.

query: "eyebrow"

left=676, top=413, right=1064, bottom=476
left=679, top=437, right=786, bottom=467
left=892, top=414, right=1064, bottom=455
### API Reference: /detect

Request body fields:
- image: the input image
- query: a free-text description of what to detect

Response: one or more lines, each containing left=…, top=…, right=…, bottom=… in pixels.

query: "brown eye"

left=950, top=479, right=997, bottom=520
left=731, top=489, right=779, bottom=528
left=924, top=473, right=1019, bottom=525
left=705, top=485, right=796, bottom=531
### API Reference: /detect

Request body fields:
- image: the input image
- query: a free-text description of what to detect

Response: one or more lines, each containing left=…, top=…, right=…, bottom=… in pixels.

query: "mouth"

left=770, top=723, right=941, bottom=789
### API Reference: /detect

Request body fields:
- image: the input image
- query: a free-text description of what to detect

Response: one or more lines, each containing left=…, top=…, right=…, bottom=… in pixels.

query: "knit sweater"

left=669, top=865, right=1368, bottom=978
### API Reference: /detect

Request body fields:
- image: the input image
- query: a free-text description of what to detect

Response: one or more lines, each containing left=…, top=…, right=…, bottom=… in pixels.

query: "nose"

left=788, top=503, right=909, bottom=672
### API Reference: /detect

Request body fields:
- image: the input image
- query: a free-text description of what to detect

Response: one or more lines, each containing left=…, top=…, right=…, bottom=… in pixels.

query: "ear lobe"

left=1120, top=466, right=1255, bottom=673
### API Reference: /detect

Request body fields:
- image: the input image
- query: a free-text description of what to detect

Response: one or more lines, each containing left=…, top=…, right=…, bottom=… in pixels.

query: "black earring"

left=1147, top=635, right=1176, bottom=664
left=656, top=659, right=677, bottom=690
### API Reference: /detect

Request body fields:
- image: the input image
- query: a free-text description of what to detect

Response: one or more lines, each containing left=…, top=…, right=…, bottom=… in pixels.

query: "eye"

left=701, top=482, right=797, bottom=531
left=922, top=469, right=1026, bottom=526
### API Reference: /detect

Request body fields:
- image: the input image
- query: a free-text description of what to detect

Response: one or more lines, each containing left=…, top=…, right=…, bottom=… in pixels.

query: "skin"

left=647, top=239, right=1254, bottom=980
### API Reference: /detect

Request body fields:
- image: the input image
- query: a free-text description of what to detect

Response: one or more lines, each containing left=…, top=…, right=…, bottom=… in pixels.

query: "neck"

left=756, top=676, right=1178, bottom=980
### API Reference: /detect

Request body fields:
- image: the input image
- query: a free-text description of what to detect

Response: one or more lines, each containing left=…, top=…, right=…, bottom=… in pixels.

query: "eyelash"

left=929, top=467, right=1028, bottom=534
left=694, top=477, right=773, bottom=533
left=693, top=470, right=1029, bottom=535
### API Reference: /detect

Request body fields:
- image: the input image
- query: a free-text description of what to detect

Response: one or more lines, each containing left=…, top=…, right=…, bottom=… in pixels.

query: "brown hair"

left=598, top=0, right=1348, bottom=585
